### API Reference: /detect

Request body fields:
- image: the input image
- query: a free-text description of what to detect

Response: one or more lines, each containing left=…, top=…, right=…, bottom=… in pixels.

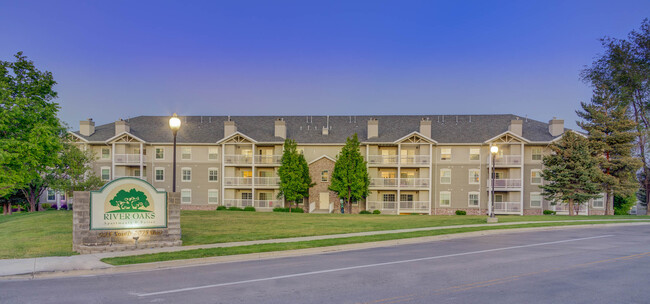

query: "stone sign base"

left=73, top=191, right=182, bottom=254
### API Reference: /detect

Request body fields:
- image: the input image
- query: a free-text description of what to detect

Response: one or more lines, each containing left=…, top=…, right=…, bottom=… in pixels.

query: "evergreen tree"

left=577, top=85, right=642, bottom=215
left=541, top=131, right=602, bottom=215
left=277, top=139, right=313, bottom=212
left=329, top=134, right=369, bottom=214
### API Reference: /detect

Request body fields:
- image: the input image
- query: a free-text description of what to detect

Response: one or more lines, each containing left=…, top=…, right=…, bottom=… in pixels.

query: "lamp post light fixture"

left=169, top=113, right=181, bottom=192
left=489, top=145, right=499, bottom=220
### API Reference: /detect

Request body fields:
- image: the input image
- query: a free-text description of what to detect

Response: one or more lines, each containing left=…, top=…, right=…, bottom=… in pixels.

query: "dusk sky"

left=2, top=1, right=649, bottom=131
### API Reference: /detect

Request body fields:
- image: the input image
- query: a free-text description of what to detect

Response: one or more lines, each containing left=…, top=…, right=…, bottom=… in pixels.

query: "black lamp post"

left=490, top=145, right=499, bottom=218
left=169, top=113, right=181, bottom=192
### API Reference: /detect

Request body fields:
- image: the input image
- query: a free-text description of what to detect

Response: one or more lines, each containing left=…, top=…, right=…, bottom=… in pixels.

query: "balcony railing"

left=494, top=155, right=522, bottom=166
left=254, top=200, right=283, bottom=209
left=493, top=202, right=522, bottom=214
left=224, top=155, right=253, bottom=165
left=114, top=154, right=147, bottom=164
left=112, top=175, right=146, bottom=180
left=254, top=155, right=282, bottom=165
left=400, top=155, right=430, bottom=165
left=399, top=201, right=429, bottom=211
left=488, top=179, right=522, bottom=190
left=224, top=177, right=253, bottom=186
left=370, top=178, right=398, bottom=187
left=400, top=178, right=430, bottom=188
left=367, top=201, right=397, bottom=211
left=223, top=199, right=253, bottom=208
left=367, top=155, right=399, bottom=165
left=254, top=177, right=280, bottom=186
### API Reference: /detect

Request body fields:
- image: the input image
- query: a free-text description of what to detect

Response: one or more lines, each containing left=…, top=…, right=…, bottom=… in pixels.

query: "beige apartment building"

left=54, top=115, right=606, bottom=216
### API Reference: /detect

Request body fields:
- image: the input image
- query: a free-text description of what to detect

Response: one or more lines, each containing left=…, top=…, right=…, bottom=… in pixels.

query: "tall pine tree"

left=329, top=134, right=369, bottom=214
left=541, top=131, right=602, bottom=215
left=277, top=139, right=313, bottom=212
left=577, top=85, right=642, bottom=215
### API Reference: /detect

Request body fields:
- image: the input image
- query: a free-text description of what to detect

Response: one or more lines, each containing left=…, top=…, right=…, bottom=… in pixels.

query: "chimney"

left=274, top=118, right=286, bottom=139
left=80, top=118, right=95, bottom=136
left=549, top=118, right=564, bottom=137
left=420, top=118, right=431, bottom=138
left=115, top=119, right=130, bottom=134
left=509, top=119, right=523, bottom=137
left=224, top=119, right=237, bottom=137
left=367, top=118, right=378, bottom=139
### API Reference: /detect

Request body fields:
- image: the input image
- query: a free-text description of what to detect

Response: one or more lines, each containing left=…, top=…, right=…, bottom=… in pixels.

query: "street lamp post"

left=490, top=145, right=499, bottom=219
left=169, top=113, right=181, bottom=192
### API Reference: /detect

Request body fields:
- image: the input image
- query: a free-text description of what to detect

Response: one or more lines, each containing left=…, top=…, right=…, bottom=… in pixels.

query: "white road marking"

left=135, top=234, right=612, bottom=297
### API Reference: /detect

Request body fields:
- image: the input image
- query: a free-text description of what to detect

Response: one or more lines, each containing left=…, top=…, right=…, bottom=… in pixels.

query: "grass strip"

left=101, top=220, right=645, bottom=266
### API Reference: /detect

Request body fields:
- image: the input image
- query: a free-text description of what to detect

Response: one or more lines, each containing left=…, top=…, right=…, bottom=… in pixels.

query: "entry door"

left=319, top=192, right=329, bottom=209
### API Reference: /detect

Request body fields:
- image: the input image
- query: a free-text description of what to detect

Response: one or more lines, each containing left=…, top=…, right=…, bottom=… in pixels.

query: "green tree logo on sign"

left=108, top=188, right=152, bottom=213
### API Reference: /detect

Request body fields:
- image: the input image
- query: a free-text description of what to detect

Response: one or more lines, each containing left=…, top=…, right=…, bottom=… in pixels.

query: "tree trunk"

left=606, top=188, right=614, bottom=215
left=347, top=188, right=352, bottom=214
left=289, top=201, right=292, bottom=213
left=568, top=199, right=575, bottom=216
left=2, top=203, right=7, bottom=215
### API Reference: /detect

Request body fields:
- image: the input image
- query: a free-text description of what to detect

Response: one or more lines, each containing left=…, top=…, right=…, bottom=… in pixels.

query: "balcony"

left=112, top=175, right=146, bottom=180
left=493, top=201, right=522, bottom=214
left=400, top=155, right=430, bottom=166
left=400, top=178, right=430, bottom=188
left=254, top=199, right=283, bottom=209
left=367, top=201, right=398, bottom=213
left=399, top=201, right=429, bottom=212
left=367, top=155, right=399, bottom=166
left=224, top=177, right=253, bottom=187
left=254, top=177, right=280, bottom=187
left=223, top=199, right=253, bottom=208
left=223, top=199, right=282, bottom=210
left=224, top=155, right=253, bottom=165
left=370, top=178, right=398, bottom=188
left=488, top=179, right=522, bottom=190
left=254, top=155, right=282, bottom=165
left=494, top=155, right=522, bottom=166
left=114, top=154, right=147, bottom=164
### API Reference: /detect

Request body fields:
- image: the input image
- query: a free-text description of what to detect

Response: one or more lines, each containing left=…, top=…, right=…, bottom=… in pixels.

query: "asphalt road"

left=1, top=225, right=649, bottom=304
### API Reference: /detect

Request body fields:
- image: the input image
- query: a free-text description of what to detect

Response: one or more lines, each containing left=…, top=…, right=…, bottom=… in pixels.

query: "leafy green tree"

left=614, top=194, right=637, bottom=215
left=0, top=189, right=26, bottom=215
left=49, top=141, right=105, bottom=209
left=109, top=188, right=149, bottom=211
left=581, top=19, right=650, bottom=212
left=277, top=139, right=313, bottom=212
left=0, top=52, right=65, bottom=211
left=577, top=85, right=642, bottom=215
left=541, top=131, right=603, bottom=215
left=329, top=134, right=369, bottom=214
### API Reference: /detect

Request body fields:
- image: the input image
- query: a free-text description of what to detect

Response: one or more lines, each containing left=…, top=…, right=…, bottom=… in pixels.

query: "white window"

left=182, top=168, right=192, bottom=182
left=468, top=192, right=479, bottom=207
left=101, top=167, right=111, bottom=181
left=134, top=169, right=141, bottom=177
left=101, top=148, right=110, bottom=159
left=531, top=147, right=543, bottom=161
left=531, top=170, right=543, bottom=185
left=208, top=168, right=218, bottom=182
left=208, top=190, right=219, bottom=204
left=383, top=194, right=396, bottom=202
left=208, top=147, right=219, bottom=160
left=440, top=169, right=451, bottom=184
left=181, top=147, right=191, bottom=160
left=155, top=168, right=165, bottom=182
left=593, top=195, right=605, bottom=208
left=181, top=189, right=191, bottom=204
left=440, top=148, right=451, bottom=161
left=155, top=147, right=164, bottom=160
left=440, top=192, right=451, bottom=206
left=468, top=169, right=480, bottom=184
left=47, top=190, right=56, bottom=202
left=469, top=148, right=480, bottom=161
left=530, top=192, right=542, bottom=208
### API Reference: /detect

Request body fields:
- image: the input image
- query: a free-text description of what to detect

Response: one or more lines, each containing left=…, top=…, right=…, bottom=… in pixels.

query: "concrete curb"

left=2, top=221, right=649, bottom=281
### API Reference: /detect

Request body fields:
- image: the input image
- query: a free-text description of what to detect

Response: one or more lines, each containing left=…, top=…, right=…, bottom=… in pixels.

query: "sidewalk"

left=2, top=219, right=649, bottom=279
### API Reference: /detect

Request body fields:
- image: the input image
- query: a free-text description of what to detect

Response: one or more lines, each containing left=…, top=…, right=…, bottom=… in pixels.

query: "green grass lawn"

left=1, top=210, right=648, bottom=259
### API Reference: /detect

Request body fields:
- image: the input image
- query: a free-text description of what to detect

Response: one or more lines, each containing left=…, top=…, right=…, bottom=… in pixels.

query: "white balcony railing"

left=223, top=199, right=254, bottom=208
left=400, top=178, right=430, bottom=188
left=112, top=175, right=145, bottom=180
left=494, top=155, right=522, bottom=166
left=254, top=200, right=283, bottom=209
left=367, top=155, right=399, bottom=165
left=370, top=178, right=398, bottom=187
left=254, top=177, right=280, bottom=186
left=254, top=155, right=282, bottom=165
left=367, top=201, right=397, bottom=211
left=400, top=155, right=431, bottom=165
left=224, top=177, right=253, bottom=186
left=493, top=202, right=522, bottom=213
left=224, top=155, right=253, bottom=165
left=488, top=179, right=522, bottom=190
left=399, top=201, right=429, bottom=211
left=114, top=154, right=147, bottom=164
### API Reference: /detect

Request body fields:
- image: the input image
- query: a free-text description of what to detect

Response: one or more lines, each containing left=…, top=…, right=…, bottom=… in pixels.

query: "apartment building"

left=57, top=115, right=606, bottom=216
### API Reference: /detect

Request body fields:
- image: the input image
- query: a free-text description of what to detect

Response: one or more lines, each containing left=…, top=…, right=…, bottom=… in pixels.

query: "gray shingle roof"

left=72, top=114, right=565, bottom=144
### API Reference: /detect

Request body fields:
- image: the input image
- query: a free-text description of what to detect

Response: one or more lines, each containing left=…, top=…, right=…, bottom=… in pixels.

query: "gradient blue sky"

left=1, top=1, right=649, bottom=131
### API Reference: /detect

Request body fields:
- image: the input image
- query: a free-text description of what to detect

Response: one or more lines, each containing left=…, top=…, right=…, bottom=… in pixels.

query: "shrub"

left=359, top=210, right=371, bottom=214
left=293, top=207, right=304, bottom=213
left=373, top=210, right=381, bottom=214
left=243, top=206, right=256, bottom=212
left=543, top=209, right=556, bottom=215
left=41, top=203, right=51, bottom=210
left=216, top=206, right=227, bottom=211
left=273, top=207, right=304, bottom=213
left=228, top=206, right=244, bottom=211
left=455, top=210, right=466, bottom=215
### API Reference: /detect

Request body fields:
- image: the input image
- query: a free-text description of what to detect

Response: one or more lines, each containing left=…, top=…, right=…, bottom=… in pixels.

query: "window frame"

left=181, top=189, right=191, bottom=204
left=530, top=192, right=542, bottom=208
left=440, top=191, right=451, bottom=207
left=208, top=147, right=219, bottom=160
left=208, top=168, right=219, bottom=182
left=440, top=169, right=451, bottom=184
left=101, top=148, right=110, bottom=160
left=181, top=167, right=192, bottom=182
left=469, top=148, right=480, bottom=161
left=154, top=167, right=165, bottom=182
left=531, top=169, right=543, bottom=185
left=47, top=190, right=56, bottom=202
left=468, top=192, right=479, bottom=207
left=181, top=147, right=192, bottom=160
left=592, top=195, right=605, bottom=209
left=468, top=169, right=480, bottom=185
left=531, top=147, right=543, bottom=161
left=155, top=147, right=164, bottom=160
left=321, top=170, right=329, bottom=182
left=101, top=167, right=111, bottom=181
left=440, top=148, right=451, bottom=161
left=208, top=189, right=219, bottom=204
